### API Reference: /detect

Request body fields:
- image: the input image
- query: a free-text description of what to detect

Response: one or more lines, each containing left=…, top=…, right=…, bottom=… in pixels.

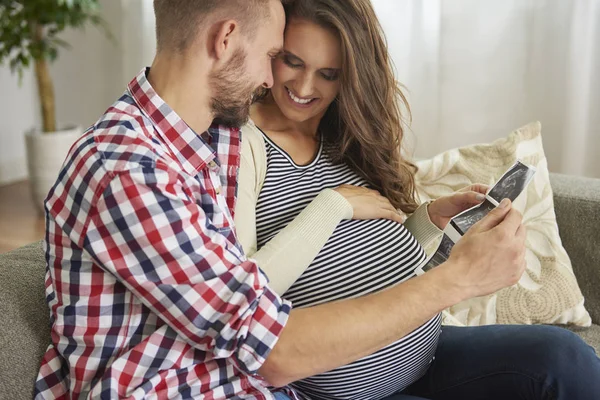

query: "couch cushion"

left=0, top=241, right=50, bottom=399
left=415, top=122, right=591, bottom=326
left=551, top=173, right=600, bottom=324
left=569, top=324, right=600, bottom=356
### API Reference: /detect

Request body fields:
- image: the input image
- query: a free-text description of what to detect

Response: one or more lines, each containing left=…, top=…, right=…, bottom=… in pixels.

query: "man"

left=36, top=1, right=289, bottom=397
left=35, top=0, right=599, bottom=399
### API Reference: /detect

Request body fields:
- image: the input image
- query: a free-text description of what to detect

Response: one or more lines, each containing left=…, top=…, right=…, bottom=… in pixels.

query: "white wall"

left=52, top=0, right=124, bottom=134
left=0, top=68, right=40, bottom=183
left=373, top=0, right=600, bottom=178
left=0, top=0, right=154, bottom=186
left=2, top=0, right=598, bottom=184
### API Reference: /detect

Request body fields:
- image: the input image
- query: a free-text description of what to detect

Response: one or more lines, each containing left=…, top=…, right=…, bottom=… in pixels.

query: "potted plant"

left=0, top=0, right=110, bottom=210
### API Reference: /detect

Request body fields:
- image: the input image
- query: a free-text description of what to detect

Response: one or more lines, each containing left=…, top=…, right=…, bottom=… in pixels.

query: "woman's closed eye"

left=283, top=55, right=303, bottom=69
left=320, top=71, right=339, bottom=81
left=282, top=54, right=340, bottom=81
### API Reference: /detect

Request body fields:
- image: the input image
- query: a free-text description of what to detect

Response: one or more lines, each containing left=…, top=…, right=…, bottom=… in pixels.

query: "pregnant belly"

left=281, top=219, right=439, bottom=399
left=291, top=314, right=442, bottom=400
left=284, top=218, right=427, bottom=308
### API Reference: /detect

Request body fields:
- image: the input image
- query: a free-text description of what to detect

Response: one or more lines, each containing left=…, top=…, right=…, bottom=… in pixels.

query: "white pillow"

left=415, top=122, right=591, bottom=327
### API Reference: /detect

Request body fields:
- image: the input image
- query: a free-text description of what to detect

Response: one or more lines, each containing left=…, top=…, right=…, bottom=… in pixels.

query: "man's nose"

left=262, top=67, right=275, bottom=89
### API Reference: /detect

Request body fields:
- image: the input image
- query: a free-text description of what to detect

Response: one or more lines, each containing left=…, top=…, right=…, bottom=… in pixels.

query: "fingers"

left=471, top=184, right=489, bottom=194
left=515, top=223, right=527, bottom=257
left=335, top=184, right=378, bottom=195
left=378, top=198, right=406, bottom=223
left=514, top=226, right=528, bottom=283
left=458, top=191, right=486, bottom=206
left=338, top=185, right=407, bottom=223
left=388, top=209, right=406, bottom=224
left=447, top=190, right=486, bottom=211
left=459, top=184, right=489, bottom=194
left=516, top=223, right=527, bottom=243
left=471, top=198, right=512, bottom=233
left=358, top=187, right=382, bottom=199
left=496, top=207, right=523, bottom=236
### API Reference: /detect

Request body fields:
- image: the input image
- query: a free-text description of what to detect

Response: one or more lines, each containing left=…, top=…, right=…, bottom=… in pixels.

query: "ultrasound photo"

left=420, top=250, right=447, bottom=273
left=445, top=160, right=535, bottom=241
left=418, top=234, right=455, bottom=273
left=487, top=161, right=536, bottom=203
left=437, top=233, right=455, bottom=259
left=450, top=199, right=497, bottom=236
left=416, top=161, right=536, bottom=275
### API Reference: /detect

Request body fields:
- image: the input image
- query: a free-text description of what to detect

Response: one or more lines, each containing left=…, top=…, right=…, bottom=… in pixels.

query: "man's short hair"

left=153, top=0, right=274, bottom=52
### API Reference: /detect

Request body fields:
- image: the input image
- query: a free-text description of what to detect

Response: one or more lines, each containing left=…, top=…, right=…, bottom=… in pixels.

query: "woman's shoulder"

left=241, top=119, right=266, bottom=150
left=239, top=120, right=267, bottom=188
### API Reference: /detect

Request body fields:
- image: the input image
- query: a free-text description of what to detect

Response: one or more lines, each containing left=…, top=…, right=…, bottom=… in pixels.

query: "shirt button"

left=208, top=160, right=217, bottom=169
left=216, top=188, right=221, bottom=195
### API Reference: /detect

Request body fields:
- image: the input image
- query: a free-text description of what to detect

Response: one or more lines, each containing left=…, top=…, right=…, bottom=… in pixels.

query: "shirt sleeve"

left=403, top=202, right=444, bottom=256
left=84, top=164, right=291, bottom=375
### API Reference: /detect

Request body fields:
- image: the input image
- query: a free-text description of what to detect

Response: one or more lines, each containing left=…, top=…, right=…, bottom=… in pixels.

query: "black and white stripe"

left=254, top=131, right=441, bottom=400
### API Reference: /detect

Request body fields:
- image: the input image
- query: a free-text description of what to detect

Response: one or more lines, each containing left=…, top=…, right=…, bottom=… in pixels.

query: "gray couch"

left=1, top=173, right=599, bottom=399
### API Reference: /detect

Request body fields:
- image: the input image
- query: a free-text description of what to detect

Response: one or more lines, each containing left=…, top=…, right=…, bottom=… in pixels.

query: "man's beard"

left=210, top=49, right=258, bottom=127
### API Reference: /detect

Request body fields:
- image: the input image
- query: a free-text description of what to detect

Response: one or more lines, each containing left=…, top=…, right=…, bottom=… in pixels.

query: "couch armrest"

left=550, top=173, right=600, bottom=324
left=0, top=241, right=49, bottom=399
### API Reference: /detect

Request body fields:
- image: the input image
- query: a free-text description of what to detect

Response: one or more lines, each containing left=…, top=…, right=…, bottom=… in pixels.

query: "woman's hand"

left=334, top=185, right=406, bottom=224
left=427, top=184, right=489, bottom=230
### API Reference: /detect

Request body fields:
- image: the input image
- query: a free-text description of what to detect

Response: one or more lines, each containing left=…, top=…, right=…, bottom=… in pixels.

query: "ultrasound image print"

left=487, top=161, right=535, bottom=203
left=421, top=234, right=455, bottom=273
left=437, top=234, right=455, bottom=259
left=450, top=199, right=496, bottom=235
left=421, top=250, right=448, bottom=273
left=419, top=161, right=536, bottom=275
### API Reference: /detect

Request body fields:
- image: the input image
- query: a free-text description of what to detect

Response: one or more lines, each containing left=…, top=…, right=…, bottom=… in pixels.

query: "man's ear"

left=211, top=20, right=239, bottom=61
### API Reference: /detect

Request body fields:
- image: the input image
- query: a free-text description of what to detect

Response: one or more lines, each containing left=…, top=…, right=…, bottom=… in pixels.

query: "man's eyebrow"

left=268, top=47, right=285, bottom=57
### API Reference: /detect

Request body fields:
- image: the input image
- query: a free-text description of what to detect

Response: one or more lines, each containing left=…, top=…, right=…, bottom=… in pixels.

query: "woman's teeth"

left=287, top=88, right=314, bottom=105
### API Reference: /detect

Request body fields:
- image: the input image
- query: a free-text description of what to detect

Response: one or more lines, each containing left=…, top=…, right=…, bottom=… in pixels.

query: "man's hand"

left=427, top=184, right=489, bottom=229
left=441, top=198, right=527, bottom=299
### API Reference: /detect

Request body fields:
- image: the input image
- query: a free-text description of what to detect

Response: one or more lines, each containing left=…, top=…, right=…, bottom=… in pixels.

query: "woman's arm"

left=235, top=128, right=352, bottom=296
left=403, top=202, right=444, bottom=256
left=405, top=184, right=491, bottom=256
left=235, top=124, right=444, bottom=296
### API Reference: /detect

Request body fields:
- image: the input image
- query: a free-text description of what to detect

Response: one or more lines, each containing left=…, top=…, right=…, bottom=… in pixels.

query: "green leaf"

left=48, top=47, right=58, bottom=61
left=0, top=0, right=112, bottom=70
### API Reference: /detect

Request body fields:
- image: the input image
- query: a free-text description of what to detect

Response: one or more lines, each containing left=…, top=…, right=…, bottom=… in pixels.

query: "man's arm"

left=85, top=166, right=290, bottom=375
left=259, top=198, right=526, bottom=386
left=260, top=266, right=460, bottom=386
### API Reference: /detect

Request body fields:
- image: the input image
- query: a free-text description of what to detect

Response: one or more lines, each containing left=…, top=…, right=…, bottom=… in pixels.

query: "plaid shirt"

left=35, top=69, right=292, bottom=399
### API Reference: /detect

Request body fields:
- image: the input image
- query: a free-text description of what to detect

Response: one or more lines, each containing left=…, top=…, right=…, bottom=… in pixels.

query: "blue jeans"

left=274, top=324, right=600, bottom=400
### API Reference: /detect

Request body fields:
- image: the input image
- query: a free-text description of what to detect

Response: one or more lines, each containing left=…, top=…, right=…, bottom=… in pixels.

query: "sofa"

left=1, top=173, right=599, bottom=399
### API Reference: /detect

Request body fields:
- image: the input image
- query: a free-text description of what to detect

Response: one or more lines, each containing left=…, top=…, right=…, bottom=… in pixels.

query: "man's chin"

left=212, top=114, right=249, bottom=128
left=212, top=105, right=251, bottom=128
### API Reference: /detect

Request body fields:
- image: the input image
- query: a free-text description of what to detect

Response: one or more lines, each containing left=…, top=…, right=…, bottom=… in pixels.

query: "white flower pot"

left=25, top=126, right=82, bottom=212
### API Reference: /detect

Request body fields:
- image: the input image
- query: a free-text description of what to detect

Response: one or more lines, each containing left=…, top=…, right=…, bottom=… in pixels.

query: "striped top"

left=254, top=130, right=442, bottom=400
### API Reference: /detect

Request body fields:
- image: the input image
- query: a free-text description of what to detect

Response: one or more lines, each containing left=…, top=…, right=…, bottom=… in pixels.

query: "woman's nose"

left=295, top=73, right=315, bottom=98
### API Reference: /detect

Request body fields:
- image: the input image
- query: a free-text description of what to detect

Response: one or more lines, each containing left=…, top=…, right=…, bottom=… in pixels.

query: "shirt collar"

left=127, top=68, right=216, bottom=176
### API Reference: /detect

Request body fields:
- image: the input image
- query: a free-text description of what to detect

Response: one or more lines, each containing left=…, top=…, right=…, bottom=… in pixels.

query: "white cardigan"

left=233, top=120, right=443, bottom=295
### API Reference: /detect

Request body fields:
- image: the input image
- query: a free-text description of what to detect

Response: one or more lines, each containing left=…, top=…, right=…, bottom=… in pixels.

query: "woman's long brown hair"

left=281, top=0, right=419, bottom=213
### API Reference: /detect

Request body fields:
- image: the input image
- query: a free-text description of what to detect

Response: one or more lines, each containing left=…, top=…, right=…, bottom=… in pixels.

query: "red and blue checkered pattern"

left=34, top=69, right=292, bottom=399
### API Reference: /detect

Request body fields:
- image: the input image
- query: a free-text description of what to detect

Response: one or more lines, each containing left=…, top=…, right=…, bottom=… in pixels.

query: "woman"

left=234, top=0, right=600, bottom=399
